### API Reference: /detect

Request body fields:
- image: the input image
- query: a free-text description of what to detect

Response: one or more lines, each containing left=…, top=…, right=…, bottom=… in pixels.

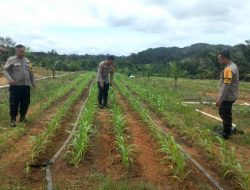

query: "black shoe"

left=222, top=133, right=230, bottom=140
left=19, top=117, right=29, bottom=123
left=103, top=105, right=110, bottom=109
left=98, top=105, right=104, bottom=109
left=10, top=120, right=16, bottom=128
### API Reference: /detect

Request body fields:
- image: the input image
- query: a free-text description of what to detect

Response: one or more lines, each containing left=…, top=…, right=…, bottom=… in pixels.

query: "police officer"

left=97, top=55, right=115, bottom=109
left=3, top=44, right=36, bottom=127
left=216, top=50, right=239, bottom=139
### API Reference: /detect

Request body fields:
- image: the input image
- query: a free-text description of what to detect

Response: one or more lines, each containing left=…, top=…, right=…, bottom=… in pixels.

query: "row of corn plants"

left=116, top=80, right=187, bottom=181
left=119, top=76, right=250, bottom=189
left=66, top=82, right=97, bottom=167
left=0, top=74, right=86, bottom=155
left=119, top=76, right=215, bottom=156
left=31, top=74, right=89, bottom=120
left=29, top=74, right=93, bottom=163
left=109, top=89, right=135, bottom=169
left=217, top=137, right=250, bottom=190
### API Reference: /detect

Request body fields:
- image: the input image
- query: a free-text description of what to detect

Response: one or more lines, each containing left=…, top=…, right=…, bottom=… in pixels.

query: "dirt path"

left=0, top=81, right=92, bottom=189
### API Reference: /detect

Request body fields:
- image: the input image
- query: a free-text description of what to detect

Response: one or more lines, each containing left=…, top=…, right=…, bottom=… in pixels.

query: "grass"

left=54, top=172, right=156, bottom=190
left=97, top=177, right=156, bottom=190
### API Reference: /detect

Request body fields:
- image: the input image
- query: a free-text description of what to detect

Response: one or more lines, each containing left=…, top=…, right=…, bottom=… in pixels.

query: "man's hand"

left=9, top=80, right=15, bottom=85
left=100, top=82, right=104, bottom=89
left=216, top=99, right=221, bottom=107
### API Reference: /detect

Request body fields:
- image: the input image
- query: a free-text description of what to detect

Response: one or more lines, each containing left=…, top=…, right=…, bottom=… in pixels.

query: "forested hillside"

left=1, top=37, right=250, bottom=80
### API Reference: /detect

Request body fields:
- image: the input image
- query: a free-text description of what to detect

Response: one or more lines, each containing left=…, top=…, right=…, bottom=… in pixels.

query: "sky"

left=1, top=0, right=250, bottom=55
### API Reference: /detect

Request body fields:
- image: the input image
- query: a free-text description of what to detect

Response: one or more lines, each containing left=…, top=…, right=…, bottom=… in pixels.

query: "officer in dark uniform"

left=96, top=55, right=115, bottom=109
left=3, top=44, right=36, bottom=127
left=216, top=50, right=239, bottom=139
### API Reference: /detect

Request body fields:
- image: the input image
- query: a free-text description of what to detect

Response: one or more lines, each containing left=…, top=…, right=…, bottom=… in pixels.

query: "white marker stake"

left=195, top=109, right=236, bottom=128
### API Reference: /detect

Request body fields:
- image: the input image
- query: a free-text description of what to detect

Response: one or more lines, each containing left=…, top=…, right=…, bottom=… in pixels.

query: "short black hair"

left=15, top=44, right=25, bottom=49
left=219, top=49, right=231, bottom=59
left=107, top=55, right=115, bottom=61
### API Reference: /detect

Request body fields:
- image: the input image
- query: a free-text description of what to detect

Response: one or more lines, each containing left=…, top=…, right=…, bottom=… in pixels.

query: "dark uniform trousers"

left=9, top=85, right=30, bottom=121
left=97, top=82, right=109, bottom=106
left=219, top=101, right=234, bottom=135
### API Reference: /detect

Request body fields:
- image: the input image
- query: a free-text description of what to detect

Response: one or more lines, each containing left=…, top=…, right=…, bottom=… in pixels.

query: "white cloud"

left=0, top=0, right=250, bottom=55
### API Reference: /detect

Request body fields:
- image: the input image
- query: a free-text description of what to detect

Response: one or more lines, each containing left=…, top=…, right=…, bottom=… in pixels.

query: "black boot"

left=19, top=116, right=28, bottom=123
left=98, top=104, right=104, bottom=109
left=10, top=117, right=16, bottom=128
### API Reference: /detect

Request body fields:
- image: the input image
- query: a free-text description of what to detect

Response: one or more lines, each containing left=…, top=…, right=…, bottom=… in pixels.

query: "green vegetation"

left=30, top=74, right=93, bottom=162
left=119, top=75, right=250, bottom=189
left=0, top=74, right=84, bottom=154
left=109, top=89, right=135, bottom=169
left=1, top=36, right=250, bottom=80
left=67, top=81, right=97, bottom=167
left=117, top=79, right=187, bottom=180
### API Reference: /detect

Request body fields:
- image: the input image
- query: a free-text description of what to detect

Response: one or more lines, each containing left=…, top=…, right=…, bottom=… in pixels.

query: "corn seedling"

left=110, top=89, right=135, bottom=169
left=116, top=81, right=187, bottom=180
left=30, top=74, right=93, bottom=162
left=67, top=83, right=97, bottom=167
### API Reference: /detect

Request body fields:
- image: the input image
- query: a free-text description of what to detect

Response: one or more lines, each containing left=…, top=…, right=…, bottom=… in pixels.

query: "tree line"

left=1, top=37, right=250, bottom=81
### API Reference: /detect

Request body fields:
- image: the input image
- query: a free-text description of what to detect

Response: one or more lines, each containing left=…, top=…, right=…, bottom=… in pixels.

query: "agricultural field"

left=0, top=72, right=249, bottom=190
left=0, top=66, right=67, bottom=86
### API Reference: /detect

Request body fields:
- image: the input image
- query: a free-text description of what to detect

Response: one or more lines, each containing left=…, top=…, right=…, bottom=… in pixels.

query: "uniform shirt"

left=218, top=61, right=239, bottom=103
left=3, top=56, right=36, bottom=86
left=96, top=60, right=115, bottom=83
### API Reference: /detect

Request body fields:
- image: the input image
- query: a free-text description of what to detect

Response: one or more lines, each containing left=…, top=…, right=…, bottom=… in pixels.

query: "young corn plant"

left=236, top=172, right=250, bottom=190
left=121, top=76, right=250, bottom=189
left=67, top=84, right=97, bottom=167
left=217, top=137, right=240, bottom=178
left=110, top=89, right=135, bottom=169
left=119, top=77, right=216, bottom=156
left=0, top=74, right=90, bottom=155
left=117, top=81, right=187, bottom=180
left=30, top=75, right=93, bottom=162
left=217, top=137, right=250, bottom=190
left=69, top=120, right=93, bottom=166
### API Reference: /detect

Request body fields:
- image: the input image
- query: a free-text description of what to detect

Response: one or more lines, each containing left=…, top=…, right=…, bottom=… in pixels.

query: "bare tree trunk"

left=52, top=69, right=55, bottom=78
left=174, top=78, right=178, bottom=89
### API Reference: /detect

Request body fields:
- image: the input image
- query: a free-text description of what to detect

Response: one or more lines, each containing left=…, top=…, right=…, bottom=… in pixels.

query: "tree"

left=170, top=61, right=183, bottom=89
left=144, top=64, right=153, bottom=79
left=0, top=37, right=16, bottom=48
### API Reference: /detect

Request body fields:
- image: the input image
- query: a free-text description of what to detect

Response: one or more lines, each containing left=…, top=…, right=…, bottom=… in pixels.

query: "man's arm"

left=217, top=67, right=233, bottom=106
left=109, top=65, right=115, bottom=85
left=97, top=63, right=104, bottom=82
left=2, top=58, right=15, bottom=84
left=97, top=63, right=104, bottom=88
left=28, top=62, right=36, bottom=87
